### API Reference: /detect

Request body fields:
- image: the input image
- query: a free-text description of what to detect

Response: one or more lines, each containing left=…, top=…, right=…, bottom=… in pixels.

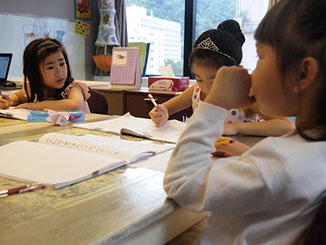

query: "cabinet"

left=95, top=87, right=193, bottom=121
left=99, top=89, right=124, bottom=115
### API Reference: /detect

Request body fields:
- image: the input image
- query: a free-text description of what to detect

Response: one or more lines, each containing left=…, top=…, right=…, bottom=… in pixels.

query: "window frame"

left=125, top=0, right=267, bottom=77
left=183, top=0, right=196, bottom=77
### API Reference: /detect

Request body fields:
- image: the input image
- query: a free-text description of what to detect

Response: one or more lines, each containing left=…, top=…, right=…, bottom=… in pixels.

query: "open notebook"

left=0, top=108, right=32, bottom=120
left=74, top=113, right=187, bottom=143
left=0, top=133, right=174, bottom=189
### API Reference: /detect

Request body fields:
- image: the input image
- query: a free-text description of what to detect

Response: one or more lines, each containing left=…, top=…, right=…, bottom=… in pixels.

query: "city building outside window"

left=126, top=1, right=185, bottom=75
left=126, top=0, right=268, bottom=76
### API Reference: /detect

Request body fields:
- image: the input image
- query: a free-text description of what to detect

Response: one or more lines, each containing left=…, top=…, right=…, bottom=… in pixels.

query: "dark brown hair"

left=255, top=0, right=326, bottom=141
left=23, top=38, right=73, bottom=102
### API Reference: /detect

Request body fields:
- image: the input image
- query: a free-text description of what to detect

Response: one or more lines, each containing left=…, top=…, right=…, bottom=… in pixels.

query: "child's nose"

left=55, top=66, right=64, bottom=75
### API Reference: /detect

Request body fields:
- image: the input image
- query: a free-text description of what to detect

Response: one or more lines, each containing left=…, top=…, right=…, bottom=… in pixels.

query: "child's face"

left=252, top=43, right=297, bottom=117
left=40, top=50, right=68, bottom=91
left=192, top=63, right=217, bottom=96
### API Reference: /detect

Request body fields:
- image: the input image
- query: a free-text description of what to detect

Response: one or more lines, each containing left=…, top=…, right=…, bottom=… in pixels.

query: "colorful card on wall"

left=75, top=0, right=93, bottom=20
left=110, top=47, right=141, bottom=89
left=74, top=20, right=90, bottom=38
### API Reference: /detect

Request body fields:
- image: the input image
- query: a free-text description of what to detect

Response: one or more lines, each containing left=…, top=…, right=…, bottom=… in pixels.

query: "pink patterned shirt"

left=61, top=81, right=91, bottom=113
left=192, top=83, right=258, bottom=124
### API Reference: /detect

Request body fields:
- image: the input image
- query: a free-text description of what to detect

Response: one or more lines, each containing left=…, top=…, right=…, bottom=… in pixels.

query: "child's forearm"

left=224, top=118, right=295, bottom=136
left=162, top=85, right=194, bottom=116
left=17, top=99, right=84, bottom=111
left=162, top=98, right=184, bottom=116
left=9, top=91, right=26, bottom=106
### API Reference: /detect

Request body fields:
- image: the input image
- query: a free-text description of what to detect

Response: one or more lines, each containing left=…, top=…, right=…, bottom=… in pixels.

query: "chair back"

left=87, top=87, right=109, bottom=115
left=303, top=198, right=326, bottom=244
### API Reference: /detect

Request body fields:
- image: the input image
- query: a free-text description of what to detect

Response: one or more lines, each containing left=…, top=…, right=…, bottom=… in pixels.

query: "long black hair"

left=23, top=38, right=74, bottom=102
left=255, top=0, right=326, bottom=141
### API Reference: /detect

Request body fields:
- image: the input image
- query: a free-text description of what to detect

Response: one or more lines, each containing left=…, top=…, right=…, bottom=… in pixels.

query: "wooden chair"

left=303, top=198, right=326, bottom=244
left=87, top=88, right=109, bottom=115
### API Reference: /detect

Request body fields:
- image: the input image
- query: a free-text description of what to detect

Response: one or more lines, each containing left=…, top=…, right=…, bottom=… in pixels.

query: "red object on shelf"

left=148, top=77, right=189, bottom=92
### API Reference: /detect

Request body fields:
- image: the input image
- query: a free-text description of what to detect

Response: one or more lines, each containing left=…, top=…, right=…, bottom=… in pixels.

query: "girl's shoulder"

left=61, top=80, right=90, bottom=100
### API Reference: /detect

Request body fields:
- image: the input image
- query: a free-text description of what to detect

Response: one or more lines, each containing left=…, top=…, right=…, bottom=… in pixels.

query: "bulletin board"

left=0, top=13, right=86, bottom=80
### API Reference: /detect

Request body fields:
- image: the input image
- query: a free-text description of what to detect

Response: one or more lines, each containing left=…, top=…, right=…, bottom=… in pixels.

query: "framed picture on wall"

left=74, top=0, right=93, bottom=20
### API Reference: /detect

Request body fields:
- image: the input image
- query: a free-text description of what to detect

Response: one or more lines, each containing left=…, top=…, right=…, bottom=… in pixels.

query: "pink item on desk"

left=46, top=110, right=70, bottom=126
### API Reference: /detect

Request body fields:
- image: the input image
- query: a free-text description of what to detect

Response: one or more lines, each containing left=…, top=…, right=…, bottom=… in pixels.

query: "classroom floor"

left=165, top=218, right=207, bottom=245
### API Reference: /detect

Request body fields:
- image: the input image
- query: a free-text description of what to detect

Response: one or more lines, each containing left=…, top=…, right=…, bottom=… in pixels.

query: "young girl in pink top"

left=0, top=38, right=90, bottom=112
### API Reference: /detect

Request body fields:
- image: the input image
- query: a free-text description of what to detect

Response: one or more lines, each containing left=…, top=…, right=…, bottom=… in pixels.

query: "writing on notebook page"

left=39, top=133, right=174, bottom=163
left=74, top=113, right=186, bottom=143
left=0, top=133, right=174, bottom=189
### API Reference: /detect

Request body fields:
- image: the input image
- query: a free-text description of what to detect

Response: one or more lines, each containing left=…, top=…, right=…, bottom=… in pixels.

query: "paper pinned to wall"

left=0, top=13, right=85, bottom=79
left=74, top=19, right=90, bottom=38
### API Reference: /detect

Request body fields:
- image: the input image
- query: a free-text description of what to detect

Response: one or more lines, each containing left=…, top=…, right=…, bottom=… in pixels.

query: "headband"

left=195, top=37, right=237, bottom=64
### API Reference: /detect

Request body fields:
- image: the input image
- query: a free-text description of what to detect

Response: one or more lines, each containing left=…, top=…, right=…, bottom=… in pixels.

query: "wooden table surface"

left=0, top=115, right=208, bottom=245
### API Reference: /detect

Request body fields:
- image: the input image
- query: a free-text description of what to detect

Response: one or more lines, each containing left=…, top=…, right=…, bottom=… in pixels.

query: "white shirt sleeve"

left=164, top=102, right=271, bottom=215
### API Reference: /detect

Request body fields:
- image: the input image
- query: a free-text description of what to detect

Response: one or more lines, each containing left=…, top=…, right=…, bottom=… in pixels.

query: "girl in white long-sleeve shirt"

left=164, top=0, right=326, bottom=244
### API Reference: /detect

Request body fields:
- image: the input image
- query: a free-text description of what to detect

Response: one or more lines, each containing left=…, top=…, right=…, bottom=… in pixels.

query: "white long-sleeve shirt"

left=164, top=102, right=326, bottom=245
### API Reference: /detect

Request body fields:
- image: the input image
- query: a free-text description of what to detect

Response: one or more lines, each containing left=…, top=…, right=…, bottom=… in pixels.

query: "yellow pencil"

left=214, top=139, right=235, bottom=146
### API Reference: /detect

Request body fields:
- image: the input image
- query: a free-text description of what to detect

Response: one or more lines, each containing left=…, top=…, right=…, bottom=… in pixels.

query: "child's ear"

left=293, top=57, right=319, bottom=93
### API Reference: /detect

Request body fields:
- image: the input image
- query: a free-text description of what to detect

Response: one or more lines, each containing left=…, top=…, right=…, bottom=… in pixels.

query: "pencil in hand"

left=148, top=93, right=157, bottom=106
left=0, top=91, right=7, bottom=100
left=214, top=139, right=235, bottom=146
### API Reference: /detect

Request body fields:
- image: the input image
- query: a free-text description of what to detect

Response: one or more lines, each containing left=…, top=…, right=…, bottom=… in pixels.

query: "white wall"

left=0, top=13, right=86, bottom=80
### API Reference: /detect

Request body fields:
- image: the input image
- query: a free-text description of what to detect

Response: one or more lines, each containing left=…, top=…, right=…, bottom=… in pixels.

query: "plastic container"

left=27, top=110, right=85, bottom=122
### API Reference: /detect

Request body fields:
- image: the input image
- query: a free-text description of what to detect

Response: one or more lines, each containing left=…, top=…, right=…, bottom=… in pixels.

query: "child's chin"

left=56, top=82, right=65, bottom=89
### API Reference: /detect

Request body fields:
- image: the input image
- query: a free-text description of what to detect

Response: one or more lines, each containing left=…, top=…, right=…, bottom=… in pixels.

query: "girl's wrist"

left=205, top=94, right=232, bottom=110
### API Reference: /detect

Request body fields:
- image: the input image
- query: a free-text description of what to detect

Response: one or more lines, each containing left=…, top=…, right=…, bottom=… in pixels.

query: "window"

left=195, top=0, right=269, bottom=71
left=126, top=0, right=185, bottom=75
left=126, top=0, right=269, bottom=76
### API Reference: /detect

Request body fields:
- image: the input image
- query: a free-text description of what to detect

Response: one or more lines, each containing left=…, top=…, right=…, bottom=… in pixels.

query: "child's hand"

left=212, top=136, right=250, bottom=157
left=0, top=93, right=12, bottom=109
left=149, top=104, right=169, bottom=127
left=205, top=66, right=256, bottom=110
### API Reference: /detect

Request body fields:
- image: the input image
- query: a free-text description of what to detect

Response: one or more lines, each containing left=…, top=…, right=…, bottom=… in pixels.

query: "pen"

left=148, top=93, right=157, bottom=107
left=0, top=183, right=45, bottom=197
left=0, top=91, right=6, bottom=100
left=0, top=184, right=28, bottom=196
left=18, top=183, right=45, bottom=194
left=214, top=139, right=235, bottom=146
left=148, top=93, right=164, bottom=118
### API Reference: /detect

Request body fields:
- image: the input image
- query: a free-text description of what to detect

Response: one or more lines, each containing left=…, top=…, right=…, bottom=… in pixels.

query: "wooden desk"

left=95, top=87, right=193, bottom=121
left=0, top=117, right=208, bottom=245
left=1, top=84, right=193, bottom=121
left=0, top=113, right=111, bottom=145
